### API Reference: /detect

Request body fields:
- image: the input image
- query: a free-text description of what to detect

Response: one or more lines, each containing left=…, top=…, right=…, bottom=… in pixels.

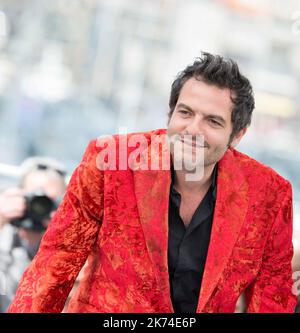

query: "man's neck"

left=173, top=163, right=216, bottom=195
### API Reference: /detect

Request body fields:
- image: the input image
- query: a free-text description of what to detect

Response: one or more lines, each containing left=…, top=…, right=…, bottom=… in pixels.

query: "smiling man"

left=8, top=52, right=297, bottom=313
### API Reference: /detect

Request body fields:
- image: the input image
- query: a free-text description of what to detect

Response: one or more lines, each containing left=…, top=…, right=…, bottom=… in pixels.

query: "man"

left=8, top=52, right=297, bottom=313
left=0, top=157, right=66, bottom=311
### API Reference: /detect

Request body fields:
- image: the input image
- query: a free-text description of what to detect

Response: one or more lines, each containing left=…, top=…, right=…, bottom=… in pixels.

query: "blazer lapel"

left=132, top=133, right=173, bottom=311
left=197, top=148, right=249, bottom=312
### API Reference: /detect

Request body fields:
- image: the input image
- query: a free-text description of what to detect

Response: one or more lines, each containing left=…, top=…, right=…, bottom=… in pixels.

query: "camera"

left=10, top=191, right=59, bottom=231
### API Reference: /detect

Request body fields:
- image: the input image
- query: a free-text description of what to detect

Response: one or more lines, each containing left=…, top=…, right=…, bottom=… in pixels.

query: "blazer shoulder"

left=86, top=129, right=167, bottom=170
left=231, top=148, right=291, bottom=188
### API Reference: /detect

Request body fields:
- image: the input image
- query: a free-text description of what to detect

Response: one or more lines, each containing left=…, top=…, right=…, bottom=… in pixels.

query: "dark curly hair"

left=168, top=52, right=255, bottom=143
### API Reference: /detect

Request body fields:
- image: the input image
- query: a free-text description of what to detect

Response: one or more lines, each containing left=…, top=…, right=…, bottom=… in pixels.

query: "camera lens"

left=10, top=192, right=58, bottom=231
left=28, top=195, right=55, bottom=221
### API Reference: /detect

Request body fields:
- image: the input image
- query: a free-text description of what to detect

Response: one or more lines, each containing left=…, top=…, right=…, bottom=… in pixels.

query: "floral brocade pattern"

left=8, top=129, right=297, bottom=313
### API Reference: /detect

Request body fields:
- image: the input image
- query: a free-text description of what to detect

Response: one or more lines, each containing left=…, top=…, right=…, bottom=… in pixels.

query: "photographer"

left=0, top=157, right=66, bottom=312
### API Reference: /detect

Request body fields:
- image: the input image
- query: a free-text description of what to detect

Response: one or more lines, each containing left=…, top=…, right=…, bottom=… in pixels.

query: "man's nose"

left=184, top=116, right=204, bottom=136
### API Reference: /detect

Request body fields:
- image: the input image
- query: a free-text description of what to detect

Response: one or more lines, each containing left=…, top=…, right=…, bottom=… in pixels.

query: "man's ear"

left=230, top=127, right=247, bottom=148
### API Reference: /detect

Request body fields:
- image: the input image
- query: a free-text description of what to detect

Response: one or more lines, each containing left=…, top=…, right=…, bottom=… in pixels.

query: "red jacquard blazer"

left=8, top=129, right=297, bottom=313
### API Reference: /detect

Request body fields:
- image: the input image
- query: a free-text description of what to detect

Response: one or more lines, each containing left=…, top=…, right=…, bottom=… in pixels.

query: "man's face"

left=167, top=78, right=246, bottom=169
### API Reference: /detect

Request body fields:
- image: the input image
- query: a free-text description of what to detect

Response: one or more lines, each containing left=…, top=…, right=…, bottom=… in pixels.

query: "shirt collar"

left=170, top=162, right=218, bottom=201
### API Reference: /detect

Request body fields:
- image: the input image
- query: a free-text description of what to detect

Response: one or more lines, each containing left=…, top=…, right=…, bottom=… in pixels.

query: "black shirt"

left=168, top=165, right=218, bottom=313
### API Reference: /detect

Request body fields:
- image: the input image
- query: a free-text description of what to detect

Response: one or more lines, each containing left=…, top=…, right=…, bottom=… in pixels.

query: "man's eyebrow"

left=176, top=103, right=194, bottom=112
left=176, top=103, right=226, bottom=125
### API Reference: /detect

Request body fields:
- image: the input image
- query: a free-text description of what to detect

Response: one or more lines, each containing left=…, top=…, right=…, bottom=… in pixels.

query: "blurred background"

left=0, top=0, right=299, bottom=263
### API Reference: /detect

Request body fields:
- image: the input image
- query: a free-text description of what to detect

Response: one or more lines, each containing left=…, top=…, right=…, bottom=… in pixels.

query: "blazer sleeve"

left=245, top=181, right=298, bottom=313
left=7, top=140, right=104, bottom=313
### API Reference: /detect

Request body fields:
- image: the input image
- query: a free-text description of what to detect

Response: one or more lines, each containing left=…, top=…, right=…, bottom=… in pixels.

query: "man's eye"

left=178, top=110, right=190, bottom=115
left=209, top=119, right=221, bottom=126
